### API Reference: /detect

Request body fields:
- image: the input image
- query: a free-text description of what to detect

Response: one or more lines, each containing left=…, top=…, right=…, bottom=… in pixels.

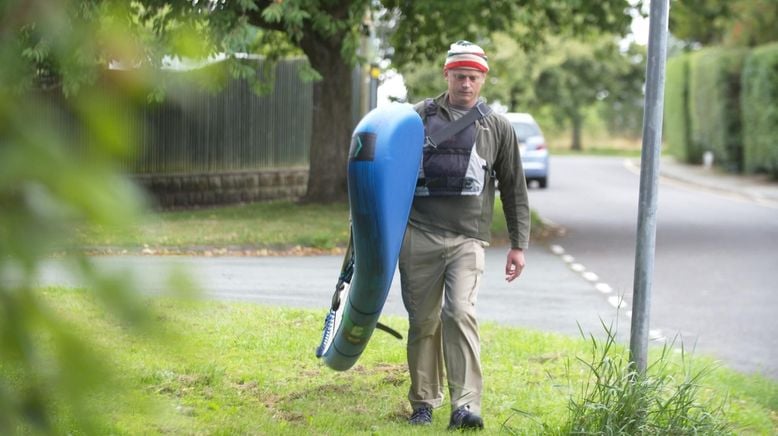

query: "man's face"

left=444, top=68, right=486, bottom=108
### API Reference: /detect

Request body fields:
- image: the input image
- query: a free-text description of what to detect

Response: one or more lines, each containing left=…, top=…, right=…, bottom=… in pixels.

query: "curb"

left=625, top=159, right=778, bottom=209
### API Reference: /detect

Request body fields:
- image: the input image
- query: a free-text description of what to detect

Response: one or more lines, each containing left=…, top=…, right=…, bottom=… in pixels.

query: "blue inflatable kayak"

left=316, top=103, right=424, bottom=371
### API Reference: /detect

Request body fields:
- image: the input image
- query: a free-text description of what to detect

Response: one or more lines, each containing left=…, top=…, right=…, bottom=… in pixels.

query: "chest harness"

left=415, top=99, right=494, bottom=197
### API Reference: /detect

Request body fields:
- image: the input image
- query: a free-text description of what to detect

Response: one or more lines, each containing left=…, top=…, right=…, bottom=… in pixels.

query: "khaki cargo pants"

left=398, top=224, right=486, bottom=414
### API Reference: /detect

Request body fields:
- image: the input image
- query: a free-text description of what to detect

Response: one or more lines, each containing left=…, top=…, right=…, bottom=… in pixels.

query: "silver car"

left=504, top=112, right=549, bottom=188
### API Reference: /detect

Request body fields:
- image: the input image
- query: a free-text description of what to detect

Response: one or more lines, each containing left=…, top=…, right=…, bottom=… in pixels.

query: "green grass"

left=21, top=287, right=778, bottom=435
left=75, top=199, right=547, bottom=253
left=76, top=200, right=352, bottom=252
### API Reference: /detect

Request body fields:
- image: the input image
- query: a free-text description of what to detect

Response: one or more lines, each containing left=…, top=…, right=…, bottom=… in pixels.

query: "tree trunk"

left=300, top=36, right=353, bottom=204
left=571, top=112, right=583, bottom=151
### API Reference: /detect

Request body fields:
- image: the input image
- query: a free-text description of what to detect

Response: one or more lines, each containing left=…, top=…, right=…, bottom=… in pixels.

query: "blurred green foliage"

left=670, top=0, right=778, bottom=48
left=688, top=47, right=748, bottom=172
left=665, top=42, right=778, bottom=177
left=381, top=0, right=637, bottom=69
left=664, top=54, right=692, bottom=162
left=0, top=1, right=186, bottom=432
left=741, top=43, right=778, bottom=178
left=401, top=33, right=647, bottom=150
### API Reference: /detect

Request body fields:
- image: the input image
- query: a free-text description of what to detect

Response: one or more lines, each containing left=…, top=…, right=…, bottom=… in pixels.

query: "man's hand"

left=504, top=248, right=526, bottom=282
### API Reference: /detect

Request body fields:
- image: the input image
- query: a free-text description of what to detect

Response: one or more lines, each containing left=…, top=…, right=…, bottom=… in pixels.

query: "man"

left=400, top=40, right=530, bottom=430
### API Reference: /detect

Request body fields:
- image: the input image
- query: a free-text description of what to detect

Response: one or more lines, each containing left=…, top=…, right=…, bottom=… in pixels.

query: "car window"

left=511, top=122, right=541, bottom=141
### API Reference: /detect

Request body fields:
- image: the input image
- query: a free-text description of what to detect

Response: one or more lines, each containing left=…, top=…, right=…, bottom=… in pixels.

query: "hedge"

left=688, top=47, right=748, bottom=171
left=664, top=54, right=691, bottom=162
left=741, top=43, right=778, bottom=178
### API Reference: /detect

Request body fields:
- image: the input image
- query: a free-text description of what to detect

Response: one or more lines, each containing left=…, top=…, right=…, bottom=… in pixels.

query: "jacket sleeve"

left=492, top=116, right=531, bottom=249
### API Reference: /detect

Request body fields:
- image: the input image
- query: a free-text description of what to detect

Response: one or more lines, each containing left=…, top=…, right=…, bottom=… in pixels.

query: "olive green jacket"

left=409, top=92, right=530, bottom=249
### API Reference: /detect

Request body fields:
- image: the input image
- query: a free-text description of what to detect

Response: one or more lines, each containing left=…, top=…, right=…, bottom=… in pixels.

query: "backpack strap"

left=426, top=101, right=492, bottom=148
left=424, top=98, right=437, bottom=118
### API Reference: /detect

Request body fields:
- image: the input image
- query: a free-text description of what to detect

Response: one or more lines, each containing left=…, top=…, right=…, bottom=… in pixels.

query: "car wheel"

left=538, top=177, right=548, bottom=189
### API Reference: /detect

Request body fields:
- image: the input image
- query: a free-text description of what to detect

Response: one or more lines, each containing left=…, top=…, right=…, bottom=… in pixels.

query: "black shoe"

left=409, top=406, right=433, bottom=425
left=448, top=406, right=483, bottom=430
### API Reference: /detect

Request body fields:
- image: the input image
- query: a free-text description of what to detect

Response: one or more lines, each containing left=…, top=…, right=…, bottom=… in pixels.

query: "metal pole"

left=369, top=64, right=379, bottom=110
left=630, top=0, right=670, bottom=374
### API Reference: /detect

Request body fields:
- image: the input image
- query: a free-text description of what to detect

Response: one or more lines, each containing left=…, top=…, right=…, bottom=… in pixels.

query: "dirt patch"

left=527, top=352, right=564, bottom=364
left=375, top=363, right=408, bottom=387
left=271, top=409, right=306, bottom=423
left=232, top=380, right=260, bottom=396
left=283, top=382, right=352, bottom=402
left=260, top=365, right=410, bottom=424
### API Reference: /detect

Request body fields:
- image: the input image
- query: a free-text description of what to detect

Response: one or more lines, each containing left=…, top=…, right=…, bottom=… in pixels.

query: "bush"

left=0, top=4, right=178, bottom=433
left=741, top=43, right=778, bottom=178
left=688, top=47, right=748, bottom=171
left=664, top=54, right=692, bottom=162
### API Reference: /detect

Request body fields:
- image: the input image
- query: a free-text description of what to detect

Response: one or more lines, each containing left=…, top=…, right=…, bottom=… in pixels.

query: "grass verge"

left=74, top=200, right=351, bottom=254
left=74, top=199, right=550, bottom=255
left=19, top=287, right=777, bottom=435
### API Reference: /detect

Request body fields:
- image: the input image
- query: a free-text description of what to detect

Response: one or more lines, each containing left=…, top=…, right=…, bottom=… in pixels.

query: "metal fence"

left=39, top=58, right=376, bottom=180
left=128, top=59, right=313, bottom=174
left=39, top=59, right=313, bottom=175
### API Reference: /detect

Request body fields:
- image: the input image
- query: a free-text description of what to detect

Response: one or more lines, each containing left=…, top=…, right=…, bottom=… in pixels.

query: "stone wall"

left=133, top=167, right=308, bottom=209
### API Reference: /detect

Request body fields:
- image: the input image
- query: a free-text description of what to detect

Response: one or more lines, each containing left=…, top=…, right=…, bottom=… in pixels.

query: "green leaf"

left=238, top=0, right=259, bottom=12
left=261, top=4, right=283, bottom=23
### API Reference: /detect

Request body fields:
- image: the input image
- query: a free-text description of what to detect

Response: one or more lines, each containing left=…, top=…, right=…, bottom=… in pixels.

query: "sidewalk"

left=654, top=157, right=778, bottom=208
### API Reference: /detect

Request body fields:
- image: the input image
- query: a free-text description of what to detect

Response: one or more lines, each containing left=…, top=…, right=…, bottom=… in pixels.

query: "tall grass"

left=561, top=322, right=731, bottom=435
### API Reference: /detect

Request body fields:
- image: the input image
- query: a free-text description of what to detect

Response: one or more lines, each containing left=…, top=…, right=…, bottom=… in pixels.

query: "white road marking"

left=547, top=242, right=642, bottom=330
left=582, top=271, right=599, bottom=282
left=649, top=329, right=666, bottom=342
left=608, top=296, right=627, bottom=309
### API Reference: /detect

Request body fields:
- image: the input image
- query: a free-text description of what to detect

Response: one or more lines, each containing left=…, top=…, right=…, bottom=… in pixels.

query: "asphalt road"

left=528, top=155, right=778, bottom=379
left=32, top=247, right=624, bottom=342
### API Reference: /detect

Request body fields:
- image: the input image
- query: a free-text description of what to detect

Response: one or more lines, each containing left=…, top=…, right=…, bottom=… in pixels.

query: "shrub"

left=688, top=47, right=748, bottom=171
left=664, top=54, right=692, bottom=162
left=741, top=43, right=778, bottom=178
